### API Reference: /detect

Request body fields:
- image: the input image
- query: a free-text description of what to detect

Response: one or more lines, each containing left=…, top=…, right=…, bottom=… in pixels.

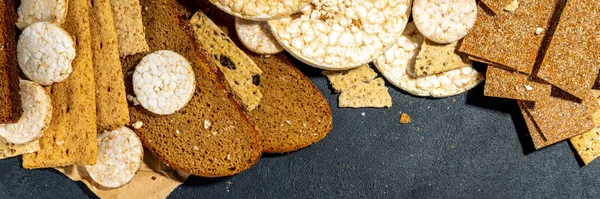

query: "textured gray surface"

left=0, top=60, right=598, bottom=199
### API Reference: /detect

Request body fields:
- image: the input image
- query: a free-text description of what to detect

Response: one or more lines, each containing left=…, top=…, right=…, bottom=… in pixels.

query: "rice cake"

left=322, top=65, right=378, bottom=93
left=458, top=0, right=560, bottom=74
left=525, top=89, right=596, bottom=145
left=23, top=0, right=98, bottom=168
left=483, top=66, right=551, bottom=101
left=209, top=0, right=311, bottom=21
left=412, top=0, right=477, bottom=44
left=0, top=137, right=39, bottom=159
left=536, top=0, right=600, bottom=100
left=235, top=18, right=284, bottom=55
left=413, top=40, right=471, bottom=76
left=569, top=90, right=600, bottom=165
left=338, top=78, right=392, bottom=108
left=481, top=0, right=513, bottom=14
left=16, top=0, right=68, bottom=30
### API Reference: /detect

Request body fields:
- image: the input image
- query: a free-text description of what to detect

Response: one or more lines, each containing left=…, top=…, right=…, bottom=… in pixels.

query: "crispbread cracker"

left=322, top=65, right=378, bottom=93
left=0, top=138, right=39, bottom=159
left=518, top=101, right=549, bottom=149
left=481, top=0, right=513, bottom=14
left=339, top=78, right=392, bottom=108
left=536, top=0, right=600, bottom=99
left=569, top=90, right=600, bottom=165
left=89, top=0, right=130, bottom=130
left=458, top=0, right=560, bottom=74
left=109, top=0, right=149, bottom=57
left=190, top=11, right=263, bottom=111
left=484, top=66, right=551, bottom=101
left=23, top=0, right=98, bottom=168
left=413, top=40, right=471, bottom=76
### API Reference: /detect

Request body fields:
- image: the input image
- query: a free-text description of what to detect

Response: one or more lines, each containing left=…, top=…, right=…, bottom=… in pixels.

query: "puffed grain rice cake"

left=209, top=0, right=311, bottom=20
left=15, top=0, right=68, bottom=30
left=269, top=0, right=412, bottom=70
left=85, top=126, right=143, bottom=188
left=374, top=22, right=483, bottom=98
left=412, top=0, right=477, bottom=44
left=235, top=17, right=284, bottom=55
left=0, top=80, right=52, bottom=144
left=17, top=22, right=75, bottom=86
left=133, top=50, right=195, bottom=115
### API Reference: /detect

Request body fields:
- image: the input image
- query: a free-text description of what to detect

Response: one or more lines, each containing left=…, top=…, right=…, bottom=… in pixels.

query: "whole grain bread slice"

left=122, top=0, right=261, bottom=177
left=23, top=0, right=98, bottom=168
left=197, top=3, right=333, bottom=153
left=0, top=0, right=22, bottom=124
left=89, top=0, right=130, bottom=130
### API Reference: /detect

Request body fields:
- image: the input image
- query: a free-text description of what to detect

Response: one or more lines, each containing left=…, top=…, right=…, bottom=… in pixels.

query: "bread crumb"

left=535, top=28, right=544, bottom=35
left=227, top=154, right=231, bottom=160
left=452, top=98, right=456, bottom=103
left=126, top=94, right=140, bottom=106
left=400, top=113, right=412, bottom=124
left=524, top=85, right=533, bottom=91
left=55, top=140, right=65, bottom=146
left=361, top=112, right=366, bottom=117
left=204, top=120, right=212, bottom=129
left=504, top=0, right=519, bottom=12
left=175, top=129, right=180, bottom=135
left=193, top=146, right=199, bottom=150
left=132, top=121, right=143, bottom=129
left=212, top=131, right=217, bottom=136
left=285, top=120, right=291, bottom=124
left=450, top=145, right=455, bottom=149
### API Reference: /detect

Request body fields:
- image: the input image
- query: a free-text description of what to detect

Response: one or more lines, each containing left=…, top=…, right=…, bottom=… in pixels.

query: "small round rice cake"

left=85, top=126, right=143, bottom=188
left=0, top=80, right=52, bottom=144
left=133, top=50, right=195, bottom=115
left=412, top=0, right=477, bottom=44
left=269, top=0, right=412, bottom=70
left=374, top=22, right=484, bottom=98
left=209, top=0, right=311, bottom=21
left=17, top=22, right=75, bottom=86
left=15, top=0, right=68, bottom=30
left=235, top=17, right=284, bottom=55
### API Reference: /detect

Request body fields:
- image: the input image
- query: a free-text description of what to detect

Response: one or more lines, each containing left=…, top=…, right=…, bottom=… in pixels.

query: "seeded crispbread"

left=483, top=66, right=551, bottom=102
left=518, top=101, right=549, bottom=149
left=109, top=0, right=149, bottom=57
left=0, top=138, right=39, bottom=159
left=23, top=0, right=98, bottom=168
left=481, top=0, right=513, bottom=14
left=0, top=0, right=23, bottom=124
left=569, top=90, right=600, bottom=165
left=198, top=2, right=333, bottom=153
left=190, top=11, right=263, bottom=112
left=536, top=0, right=600, bottom=100
left=322, top=65, right=378, bottom=93
left=122, top=0, right=260, bottom=177
left=458, top=0, right=561, bottom=74
left=339, top=78, right=392, bottom=108
left=209, top=0, right=311, bottom=21
left=412, top=40, right=471, bottom=76
left=89, top=0, right=130, bottom=130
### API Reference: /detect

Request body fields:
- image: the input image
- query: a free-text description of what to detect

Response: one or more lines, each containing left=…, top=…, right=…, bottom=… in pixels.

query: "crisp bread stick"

left=536, top=0, right=600, bottom=100
left=0, top=0, right=22, bottom=123
left=109, top=0, right=149, bottom=57
left=23, top=0, right=98, bottom=168
left=89, top=0, right=130, bottom=130
left=484, top=66, right=551, bottom=101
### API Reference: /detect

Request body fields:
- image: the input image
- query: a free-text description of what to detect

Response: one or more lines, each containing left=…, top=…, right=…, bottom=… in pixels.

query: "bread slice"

left=23, top=0, right=98, bottom=168
left=196, top=3, right=333, bottom=153
left=0, top=0, right=22, bottom=124
left=121, top=0, right=261, bottom=177
left=89, top=0, right=130, bottom=130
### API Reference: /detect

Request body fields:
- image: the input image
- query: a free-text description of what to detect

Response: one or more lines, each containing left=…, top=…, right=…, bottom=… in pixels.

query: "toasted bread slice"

left=23, top=0, right=98, bottom=168
left=197, top=3, right=333, bottom=153
left=0, top=0, right=22, bottom=124
left=121, top=0, right=261, bottom=177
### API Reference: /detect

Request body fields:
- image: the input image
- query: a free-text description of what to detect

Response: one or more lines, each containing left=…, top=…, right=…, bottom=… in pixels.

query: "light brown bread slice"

left=413, top=40, right=471, bottom=77
left=190, top=11, right=263, bottom=112
left=122, top=0, right=261, bottom=177
left=339, top=78, right=392, bottom=108
left=198, top=3, right=333, bottom=153
left=89, top=0, right=130, bottom=130
left=109, top=0, right=149, bottom=57
left=23, top=0, right=98, bottom=168
left=322, top=65, right=378, bottom=93
left=0, top=0, right=22, bottom=124
left=0, top=138, right=39, bottom=159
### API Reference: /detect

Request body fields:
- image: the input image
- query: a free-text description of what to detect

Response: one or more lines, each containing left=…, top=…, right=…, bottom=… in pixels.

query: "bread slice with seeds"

left=0, top=0, right=23, bottom=124
left=197, top=2, right=333, bottom=153
left=121, top=0, right=261, bottom=177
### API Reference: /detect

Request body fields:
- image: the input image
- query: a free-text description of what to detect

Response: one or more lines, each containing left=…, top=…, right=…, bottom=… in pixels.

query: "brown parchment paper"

left=54, top=150, right=189, bottom=199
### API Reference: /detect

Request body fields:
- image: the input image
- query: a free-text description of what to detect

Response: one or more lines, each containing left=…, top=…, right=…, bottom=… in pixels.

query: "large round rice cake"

left=209, top=0, right=311, bottom=21
left=17, top=22, right=75, bottom=86
left=235, top=17, right=284, bottom=55
left=412, top=0, right=477, bottom=44
left=85, top=126, right=143, bottom=188
left=133, top=50, right=195, bottom=115
left=374, top=22, right=483, bottom=98
left=269, top=0, right=412, bottom=70
left=15, top=0, right=68, bottom=30
left=0, top=80, right=52, bottom=144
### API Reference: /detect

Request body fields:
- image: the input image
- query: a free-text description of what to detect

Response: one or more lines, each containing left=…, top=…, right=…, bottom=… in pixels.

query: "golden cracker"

left=413, top=40, right=471, bottom=77
left=484, top=66, right=551, bottom=101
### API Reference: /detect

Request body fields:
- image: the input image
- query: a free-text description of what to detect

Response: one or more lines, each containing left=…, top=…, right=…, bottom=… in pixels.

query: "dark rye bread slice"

left=196, top=2, right=333, bottom=153
left=0, top=0, right=22, bottom=124
left=121, top=0, right=261, bottom=177
left=23, top=0, right=98, bottom=168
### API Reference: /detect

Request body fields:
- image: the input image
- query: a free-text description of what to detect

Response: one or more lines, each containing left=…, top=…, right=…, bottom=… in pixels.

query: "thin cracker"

left=483, top=66, right=551, bottom=101
left=338, top=78, right=392, bottom=108
left=569, top=90, right=600, bottom=165
left=518, top=101, right=550, bottom=149
left=0, top=138, right=39, bottom=159
left=481, top=0, right=513, bottom=14
left=413, top=40, right=471, bottom=76
left=322, top=65, right=378, bottom=93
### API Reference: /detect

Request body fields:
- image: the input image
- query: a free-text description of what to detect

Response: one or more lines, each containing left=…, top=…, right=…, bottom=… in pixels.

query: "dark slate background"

left=1, top=61, right=599, bottom=199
